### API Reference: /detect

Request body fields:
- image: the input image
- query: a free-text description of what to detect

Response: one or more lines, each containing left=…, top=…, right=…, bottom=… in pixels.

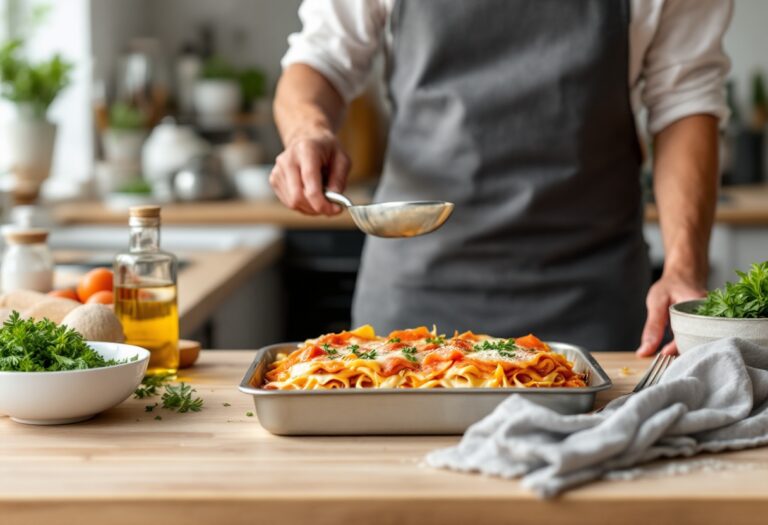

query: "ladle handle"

left=324, top=190, right=354, bottom=208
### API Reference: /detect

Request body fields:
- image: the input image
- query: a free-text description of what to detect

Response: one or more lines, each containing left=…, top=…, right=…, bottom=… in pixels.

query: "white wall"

left=144, top=0, right=301, bottom=95
left=724, top=0, right=768, bottom=117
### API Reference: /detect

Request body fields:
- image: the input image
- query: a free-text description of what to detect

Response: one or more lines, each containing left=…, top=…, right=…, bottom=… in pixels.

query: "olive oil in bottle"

left=114, top=206, right=179, bottom=376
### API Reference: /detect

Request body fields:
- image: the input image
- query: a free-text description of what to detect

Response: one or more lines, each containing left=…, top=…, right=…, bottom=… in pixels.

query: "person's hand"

left=636, top=273, right=707, bottom=357
left=270, top=131, right=351, bottom=216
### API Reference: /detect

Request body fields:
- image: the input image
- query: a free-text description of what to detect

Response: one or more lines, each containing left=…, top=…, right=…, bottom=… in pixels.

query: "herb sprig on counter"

left=0, top=311, right=133, bottom=372
left=134, top=375, right=204, bottom=414
left=134, top=373, right=172, bottom=398
left=696, top=262, right=768, bottom=318
left=161, top=383, right=204, bottom=413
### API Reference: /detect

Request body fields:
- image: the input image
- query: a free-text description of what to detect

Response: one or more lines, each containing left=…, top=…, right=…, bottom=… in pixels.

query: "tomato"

left=85, top=290, right=114, bottom=305
left=77, top=268, right=114, bottom=302
left=48, top=288, right=80, bottom=302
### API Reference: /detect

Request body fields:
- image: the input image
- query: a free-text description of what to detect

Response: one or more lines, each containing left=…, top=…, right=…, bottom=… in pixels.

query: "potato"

left=61, top=304, right=125, bottom=343
left=0, top=290, right=47, bottom=311
left=22, top=297, right=81, bottom=324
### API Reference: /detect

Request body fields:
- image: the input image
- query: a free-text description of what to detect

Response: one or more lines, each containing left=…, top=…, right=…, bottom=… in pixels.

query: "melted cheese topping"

left=263, top=326, right=586, bottom=390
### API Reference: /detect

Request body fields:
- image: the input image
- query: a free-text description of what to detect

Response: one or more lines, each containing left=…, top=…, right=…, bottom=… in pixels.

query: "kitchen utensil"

left=0, top=342, right=149, bottom=425
left=324, top=190, right=454, bottom=238
left=670, top=299, right=768, bottom=353
left=594, top=353, right=675, bottom=413
left=239, top=342, right=611, bottom=435
left=173, top=153, right=232, bottom=201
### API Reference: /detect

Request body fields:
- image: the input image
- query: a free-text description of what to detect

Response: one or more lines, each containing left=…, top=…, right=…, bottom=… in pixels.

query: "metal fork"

left=594, top=353, right=677, bottom=413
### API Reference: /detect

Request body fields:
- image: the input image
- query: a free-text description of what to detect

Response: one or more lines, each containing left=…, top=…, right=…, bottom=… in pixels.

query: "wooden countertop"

left=646, top=184, right=768, bottom=226
left=52, top=184, right=768, bottom=228
left=2, top=351, right=767, bottom=525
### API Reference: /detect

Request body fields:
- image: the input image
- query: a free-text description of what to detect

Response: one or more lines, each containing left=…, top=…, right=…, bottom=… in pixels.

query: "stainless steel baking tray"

left=238, top=342, right=612, bottom=435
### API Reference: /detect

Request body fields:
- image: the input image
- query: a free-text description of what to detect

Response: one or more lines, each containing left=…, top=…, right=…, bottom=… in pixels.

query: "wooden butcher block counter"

left=2, top=351, right=768, bottom=525
left=52, top=184, right=768, bottom=228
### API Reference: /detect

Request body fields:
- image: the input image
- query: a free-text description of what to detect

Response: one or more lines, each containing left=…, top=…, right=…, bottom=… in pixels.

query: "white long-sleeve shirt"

left=282, top=0, right=732, bottom=135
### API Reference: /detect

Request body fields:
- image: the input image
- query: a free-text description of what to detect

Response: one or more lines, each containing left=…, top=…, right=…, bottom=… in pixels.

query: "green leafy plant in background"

left=696, top=262, right=768, bottom=318
left=201, top=56, right=239, bottom=80
left=0, top=311, right=131, bottom=371
left=239, top=67, right=266, bottom=103
left=108, top=101, right=145, bottom=130
left=0, top=38, right=72, bottom=119
left=116, top=178, right=153, bottom=195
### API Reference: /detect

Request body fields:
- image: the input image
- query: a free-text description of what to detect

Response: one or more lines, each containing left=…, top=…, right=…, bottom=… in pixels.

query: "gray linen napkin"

left=425, top=337, right=768, bottom=498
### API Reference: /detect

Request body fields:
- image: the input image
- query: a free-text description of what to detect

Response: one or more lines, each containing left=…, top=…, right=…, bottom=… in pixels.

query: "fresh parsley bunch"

left=0, top=311, right=121, bottom=371
left=696, top=262, right=768, bottom=318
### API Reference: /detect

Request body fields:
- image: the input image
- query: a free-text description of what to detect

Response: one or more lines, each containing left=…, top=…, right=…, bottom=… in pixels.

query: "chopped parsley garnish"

left=472, top=339, right=518, bottom=358
left=356, top=349, right=377, bottom=360
left=387, top=337, right=401, bottom=343
left=322, top=343, right=339, bottom=358
left=426, top=336, right=445, bottom=345
left=347, top=344, right=360, bottom=354
left=401, top=346, right=419, bottom=363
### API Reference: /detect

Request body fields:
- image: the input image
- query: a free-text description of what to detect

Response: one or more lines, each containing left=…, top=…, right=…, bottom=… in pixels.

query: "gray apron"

left=353, top=0, right=650, bottom=350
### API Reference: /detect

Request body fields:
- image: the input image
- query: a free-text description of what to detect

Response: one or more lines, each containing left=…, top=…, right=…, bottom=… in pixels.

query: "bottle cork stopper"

left=129, top=205, right=161, bottom=218
left=2, top=228, right=49, bottom=245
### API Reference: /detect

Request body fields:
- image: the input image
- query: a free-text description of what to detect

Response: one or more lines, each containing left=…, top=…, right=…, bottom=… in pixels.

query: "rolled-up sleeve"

left=640, top=0, right=733, bottom=135
left=281, top=0, right=387, bottom=103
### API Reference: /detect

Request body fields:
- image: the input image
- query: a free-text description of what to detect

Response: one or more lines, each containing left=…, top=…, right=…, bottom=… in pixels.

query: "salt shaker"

left=1, top=228, right=54, bottom=293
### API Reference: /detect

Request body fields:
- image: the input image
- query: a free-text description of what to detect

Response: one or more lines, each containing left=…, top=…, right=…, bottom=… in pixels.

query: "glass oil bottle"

left=114, top=205, right=179, bottom=376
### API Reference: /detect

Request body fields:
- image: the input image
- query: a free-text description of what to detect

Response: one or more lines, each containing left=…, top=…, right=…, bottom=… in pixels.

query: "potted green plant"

left=193, top=56, right=241, bottom=126
left=0, top=38, right=72, bottom=200
left=670, top=262, right=768, bottom=352
left=102, top=102, right=146, bottom=164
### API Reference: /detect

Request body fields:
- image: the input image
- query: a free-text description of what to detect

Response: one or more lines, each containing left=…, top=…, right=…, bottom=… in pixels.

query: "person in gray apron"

left=271, top=0, right=728, bottom=352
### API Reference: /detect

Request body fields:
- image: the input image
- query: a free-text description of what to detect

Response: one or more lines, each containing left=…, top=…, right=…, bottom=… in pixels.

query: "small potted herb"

left=0, top=37, right=72, bottom=201
left=102, top=102, right=147, bottom=164
left=193, top=56, right=242, bottom=126
left=670, top=262, right=768, bottom=352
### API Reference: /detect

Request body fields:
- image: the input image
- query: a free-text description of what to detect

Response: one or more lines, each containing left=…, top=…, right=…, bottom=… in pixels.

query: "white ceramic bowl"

left=670, top=299, right=768, bottom=353
left=0, top=342, right=149, bottom=425
left=233, top=165, right=275, bottom=201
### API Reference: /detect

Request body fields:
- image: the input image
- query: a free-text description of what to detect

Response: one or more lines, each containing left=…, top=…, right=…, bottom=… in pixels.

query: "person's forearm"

left=274, top=64, right=346, bottom=146
left=652, top=114, right=719, bottom=286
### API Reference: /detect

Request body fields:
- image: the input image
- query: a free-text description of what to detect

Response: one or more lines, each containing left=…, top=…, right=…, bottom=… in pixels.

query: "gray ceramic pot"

left=670, top=299, right=768, bottom=353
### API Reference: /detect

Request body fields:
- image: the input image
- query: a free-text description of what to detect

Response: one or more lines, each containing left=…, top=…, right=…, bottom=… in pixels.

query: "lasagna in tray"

left=263, top=326, right=586, bottom=390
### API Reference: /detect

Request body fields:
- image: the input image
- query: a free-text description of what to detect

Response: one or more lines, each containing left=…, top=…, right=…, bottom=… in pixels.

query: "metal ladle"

left=324, top=190, right=454, bottom=238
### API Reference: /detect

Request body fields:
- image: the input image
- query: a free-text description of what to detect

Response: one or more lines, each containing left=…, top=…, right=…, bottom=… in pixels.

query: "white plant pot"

left=193, top=79, right=242, bottom=126
left=102, top=128, right=147, bottom=164
left=2, top=118, right=57, bottom=200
